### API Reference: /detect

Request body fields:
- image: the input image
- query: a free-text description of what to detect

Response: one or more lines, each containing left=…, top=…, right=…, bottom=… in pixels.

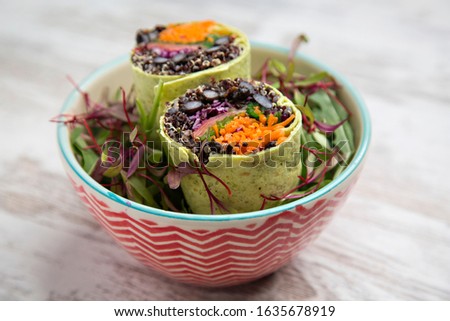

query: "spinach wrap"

left=160, top=79, right=303, bottom=214
left=131, top=20, right=251, bottom=117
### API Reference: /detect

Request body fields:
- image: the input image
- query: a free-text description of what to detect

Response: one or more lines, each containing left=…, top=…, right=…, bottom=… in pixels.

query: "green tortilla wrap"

left=131, top=21, right=251, bottom=119
left=160, top=79, right=303, bottom=214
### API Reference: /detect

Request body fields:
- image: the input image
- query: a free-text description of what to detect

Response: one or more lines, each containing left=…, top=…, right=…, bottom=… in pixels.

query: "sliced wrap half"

left=131, top=21, right=251, bottom=119
left=160, top=79, right=303, bottom=214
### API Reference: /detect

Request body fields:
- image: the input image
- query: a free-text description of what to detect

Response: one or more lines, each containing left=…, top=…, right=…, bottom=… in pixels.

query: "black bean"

left=266, top=141, right=277, bottom=148
left=148, top=31, right=159, bottom=42
left=214, top=36, right=230, bottom=46
left=232, top=86, right=251, bottom=101
left=132, top=39, right=241, bottom=75
left=281, top=107, right=293, bottom=121
left=206, top=46, right=220, bottom=53
left=208, top=141, right=223, bottom=153
left=167, top=107, right=177, bottom=114
left=172, top=53, right=186, bottom=63
left=239, top=81, right=255, bottom=93
left=253, top=93, right=273, bottom=109
left=153, top=57, right=168, bottom=64
left=203, top=90, right=219, bottom=100
left=136, top=31, right=149, bottom=44
left=181, top=101, right=203, bottom=113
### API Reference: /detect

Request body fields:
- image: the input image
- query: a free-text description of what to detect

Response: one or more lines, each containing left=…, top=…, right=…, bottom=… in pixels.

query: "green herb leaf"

left=308, top=90, right=353, bottom=162
left=274, top=111, right=282, bottom=122
left=72, top=135, right=99, bottom=175
left=93, top=128, right=110, bottom=146
left=293, top=89, right=306, bottom=105
left=202, top=34, right=220, bottom=48
left=127, top=175, right=159, bottom=207
left=199, top=127, right=214, bottom=141
left=136, top=99, right=149, bottom=133
left=130, top=126, right=138, bottom=143
left=147, top=148, right=163, bottom=164
left=286, top=61, right=295, bottom=82
left=70, top=127, right=83, bottom=145
left=295, top=71, right=330, bottom=87
left=269, top=59, right=287, bottom=75
left=103, top=162, right=122, bottom=178
left=246, top=103, right=260, bottom=119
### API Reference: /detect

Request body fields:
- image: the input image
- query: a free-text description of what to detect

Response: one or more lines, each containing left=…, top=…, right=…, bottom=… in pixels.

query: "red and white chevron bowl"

left=58, top=44, right=371, bottom=287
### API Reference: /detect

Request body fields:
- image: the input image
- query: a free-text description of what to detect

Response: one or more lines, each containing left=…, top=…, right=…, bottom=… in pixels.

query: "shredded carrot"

left=277, top=114, right=295, bottom=128
left=267, top=114, right=278, bottom=127
left=212, top=124, right=219, bottom=137
left=259, top=114, right=267, bottom=125
left=213, top=112, right=295, bottom=155
left=159, top=20, right=216, bottom=44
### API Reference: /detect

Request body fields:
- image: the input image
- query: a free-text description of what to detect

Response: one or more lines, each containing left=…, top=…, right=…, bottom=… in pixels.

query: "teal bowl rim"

left=57, top=42, right=371, bottom=222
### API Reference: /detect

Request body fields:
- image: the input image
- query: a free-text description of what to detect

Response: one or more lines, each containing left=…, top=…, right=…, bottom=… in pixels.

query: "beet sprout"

left=260, top=59, right=269, bottom=83
left=198, top=142, right=232, bottom=197
left=67, top=75, right=91, bottom=111
left=54, top=35, right=355, bottom=215
left=314, top=117, right=349, bottom=133
left=259, top=197, right=267, bottom=211
left=288, top=34, right=308, bottom=61
left=193, top=160, right=229, bottom=214
left=138, top=173, right=179, bottom=212
left=120, top=87, right=134, bottom=129
left=81, top=119, right=101, bottom=154
left=322, top=86, right=352, bottom=116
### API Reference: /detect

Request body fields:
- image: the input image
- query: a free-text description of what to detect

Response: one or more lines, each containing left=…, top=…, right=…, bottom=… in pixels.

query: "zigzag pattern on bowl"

left=70, top=178, right=352, bottom=287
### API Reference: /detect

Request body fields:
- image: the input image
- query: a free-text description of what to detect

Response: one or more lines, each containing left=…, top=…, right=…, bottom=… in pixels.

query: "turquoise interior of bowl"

left=57, top=42, right=371, bottom=221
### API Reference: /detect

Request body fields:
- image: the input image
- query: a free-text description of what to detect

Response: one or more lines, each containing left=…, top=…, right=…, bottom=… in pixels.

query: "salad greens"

left=53, top=36, right=355, bottom=213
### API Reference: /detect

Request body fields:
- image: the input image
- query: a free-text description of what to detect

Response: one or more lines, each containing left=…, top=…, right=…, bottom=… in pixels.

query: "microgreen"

left=54, top=35, right=355, bottom=214
left=253, top=35, right=355, bottom=209
left=246, top=103, right=260, bottom=120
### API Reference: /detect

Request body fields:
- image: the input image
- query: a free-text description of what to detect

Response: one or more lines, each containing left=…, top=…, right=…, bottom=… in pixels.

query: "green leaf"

left=74, top=136, right=99, bottom=175
left=147, top=81, right=164, bottom=144
left=199, top=127, right=214, bottom=141
left=246, top=103, right=260, bottom=119
left=113, top=87, right=122, bottom=102
left=70, top=127, right=83, bottom=145
left=308, top=90, right=353, bottom=162
left=216, top=115, right=235, bottom=129
left=103, top=161, right=122, bottom=178
left=294, top=90, right=315, bottom=126
left=285, top=61, right=295, bottom=82
left=121, top=170, right=136, bottom=201
left=147, top=148, right=163, bottom=164
left=202, top=34, right=220, bottom=48
left=269, top=59, right=287, bottom=75
left=93, top=128, right=110, bottom=146
left=270, top=81, right=280, bottom=89
left=311, top=131, right=330, bottom=150
left=127, top=175, right=159, bottom=208
left=295, top=71, right=330, bottom=87
left=136, top=99, right=148, bottom=131
left=130, top=126, right=138, bottom=143
left=274, top=111, right=282, bottom=122
left=329, top=93, right=355, bottom=154
left=293, top=89, right=306, bottom=105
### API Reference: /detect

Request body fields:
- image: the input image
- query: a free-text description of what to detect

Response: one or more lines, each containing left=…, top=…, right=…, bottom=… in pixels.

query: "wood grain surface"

left=1, top=0, right=449, bottom=300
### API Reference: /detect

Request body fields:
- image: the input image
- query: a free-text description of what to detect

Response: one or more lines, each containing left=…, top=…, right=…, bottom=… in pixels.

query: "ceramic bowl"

left=57, top=43, right=371, bottom=287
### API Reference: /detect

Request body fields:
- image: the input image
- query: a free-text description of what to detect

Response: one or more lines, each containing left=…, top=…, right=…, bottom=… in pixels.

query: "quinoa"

left=131, top=26, right=243, bottom=76
left=163, top=79, right=294, bottom=162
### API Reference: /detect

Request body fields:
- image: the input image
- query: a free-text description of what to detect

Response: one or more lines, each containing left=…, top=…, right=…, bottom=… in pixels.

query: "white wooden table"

left=1, top=0, right=449, bottom=300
